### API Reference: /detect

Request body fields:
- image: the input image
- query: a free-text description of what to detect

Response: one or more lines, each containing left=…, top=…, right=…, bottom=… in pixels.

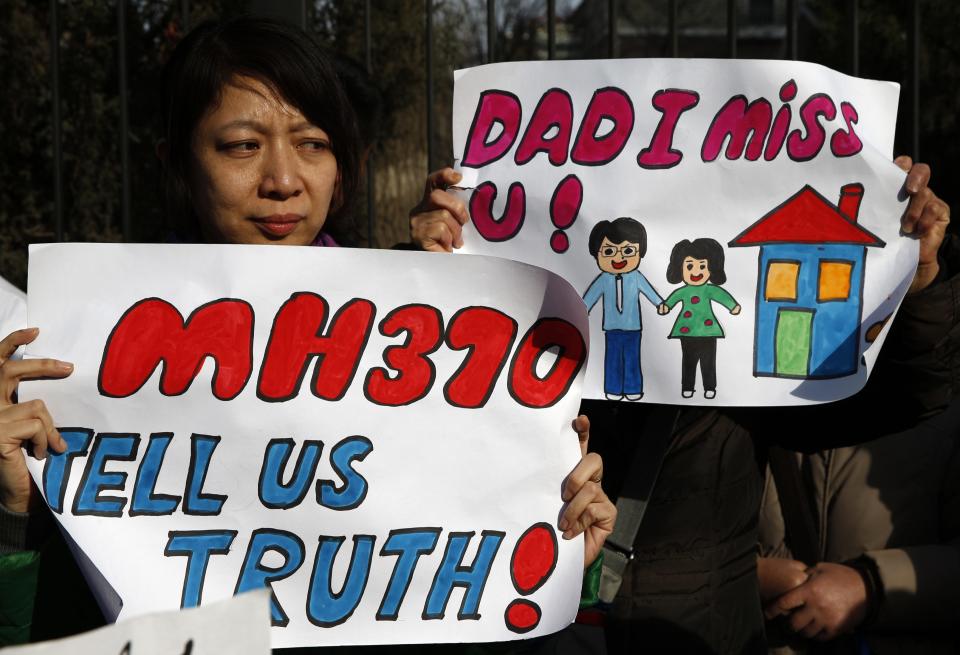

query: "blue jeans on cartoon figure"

left=604, top=330, right=642, bottom=396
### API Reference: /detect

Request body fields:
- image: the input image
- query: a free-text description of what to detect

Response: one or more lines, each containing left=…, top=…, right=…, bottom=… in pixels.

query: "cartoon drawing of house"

left=728, top=183, right=885, bottom=379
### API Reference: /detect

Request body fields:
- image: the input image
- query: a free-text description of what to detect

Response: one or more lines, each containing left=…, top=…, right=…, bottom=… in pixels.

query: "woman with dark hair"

left=157, top=17, right=362, bottom=246
left=658, top=238, right=741, bottom=400
left=0, top=17, right=614, bottom=649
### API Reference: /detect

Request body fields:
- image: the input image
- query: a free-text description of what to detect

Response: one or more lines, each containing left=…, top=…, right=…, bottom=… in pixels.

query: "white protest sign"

left=453, top=59, right=917, bottom=406
left=0, top=590, right=271, bottom=655
left=22, top=243, right=588, bottom=648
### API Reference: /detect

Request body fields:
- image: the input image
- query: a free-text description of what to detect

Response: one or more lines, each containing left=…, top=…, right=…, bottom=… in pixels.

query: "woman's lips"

left=690, top=273, right=704, bottom=281
left=252, top=214, right=302, bottom=237
left=612, top=260, right=627, bottom=270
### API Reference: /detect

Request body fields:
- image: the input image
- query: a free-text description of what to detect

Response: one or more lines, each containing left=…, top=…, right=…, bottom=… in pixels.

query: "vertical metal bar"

left=425, top=0, right=435, bottom=172
left=487, top=0, right=496, bottom=63
left=181, top=0, right=190, bottom=31
left=727, top=0, right=737, bottom=58
left=117, top=0, right=131, bottom=241
left=908, top=0, right=920, bottom=158
left=547, top=0, right=556, bottom=60
left=49, top=0, right=63, bottom=242
left=847, top=0, right=859, bottom=76
left=608, top=0, right=617, bottom=58
left=365, top=0, right=375, bottom=247
left=786, top=0, right=798, bottom=60
left=668, top=0, right=678, bottom=57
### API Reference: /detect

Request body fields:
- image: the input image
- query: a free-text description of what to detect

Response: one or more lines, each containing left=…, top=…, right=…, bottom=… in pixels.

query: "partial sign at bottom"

left=0, top=590, right=270, bottom=655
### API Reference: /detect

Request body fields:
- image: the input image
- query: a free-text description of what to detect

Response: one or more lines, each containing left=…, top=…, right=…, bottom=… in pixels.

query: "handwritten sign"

left=0, top=590, right=271, bottom=655
left=454, top=59, right=917, bottom=406
left=22, top=244, right=588, bottom=648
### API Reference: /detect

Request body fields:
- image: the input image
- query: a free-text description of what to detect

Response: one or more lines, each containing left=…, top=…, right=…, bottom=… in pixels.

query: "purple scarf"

left=310, top=231, right=338, bottom=247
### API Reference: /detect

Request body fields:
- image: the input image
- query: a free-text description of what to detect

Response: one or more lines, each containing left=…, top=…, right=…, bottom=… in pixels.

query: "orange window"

left=818, top=261, right=853, bottom=301
left=765, top=261, right=799, bottom=301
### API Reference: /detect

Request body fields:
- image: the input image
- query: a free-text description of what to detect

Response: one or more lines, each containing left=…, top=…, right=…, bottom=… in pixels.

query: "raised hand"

left=559, top=415, right=617, bottom=566
left=895, top=156, right=951, bottom=294
left=409, top=168, right=470, bottom=253
left=0, top=328, right=73, bottom=513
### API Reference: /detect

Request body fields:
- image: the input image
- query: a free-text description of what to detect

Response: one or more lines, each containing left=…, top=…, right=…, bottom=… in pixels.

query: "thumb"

left=573, top=415, right=590, bottom=457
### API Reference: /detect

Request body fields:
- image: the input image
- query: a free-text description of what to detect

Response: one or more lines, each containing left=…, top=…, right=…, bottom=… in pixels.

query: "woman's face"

left=682, top=256, right=711, bottom=285
left=188, top=76, right=338, bottom=245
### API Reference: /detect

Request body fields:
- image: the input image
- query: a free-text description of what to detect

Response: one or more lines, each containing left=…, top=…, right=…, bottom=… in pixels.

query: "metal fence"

left=44, top=0, right=926, bottom=245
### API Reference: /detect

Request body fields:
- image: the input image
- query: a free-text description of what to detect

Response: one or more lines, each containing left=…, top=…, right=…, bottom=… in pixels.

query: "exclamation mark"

left=504, top=523, right=559, bottom=633
left=549, top=174, right=583, bottom=254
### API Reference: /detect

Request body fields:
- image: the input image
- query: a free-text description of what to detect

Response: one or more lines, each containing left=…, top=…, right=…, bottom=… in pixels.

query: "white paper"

left=453, top=58, right=917, bottom=406
left=0, top=590, right=271, bottom=655
left=21, top=244, right=587, bottom=648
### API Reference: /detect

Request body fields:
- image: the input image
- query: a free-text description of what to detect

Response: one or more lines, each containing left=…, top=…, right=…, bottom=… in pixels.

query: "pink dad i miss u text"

left=461, top=79, right=862, bottom=170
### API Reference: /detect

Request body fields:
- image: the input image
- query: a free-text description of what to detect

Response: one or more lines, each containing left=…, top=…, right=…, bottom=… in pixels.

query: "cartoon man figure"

left=583, top=217, right=663, bottom=401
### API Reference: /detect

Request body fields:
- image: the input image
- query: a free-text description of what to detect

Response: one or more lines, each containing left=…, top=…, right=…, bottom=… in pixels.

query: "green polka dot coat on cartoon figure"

left=660, top=237, right=741, bottom=397
left=663, top=284, right=738, bottom=338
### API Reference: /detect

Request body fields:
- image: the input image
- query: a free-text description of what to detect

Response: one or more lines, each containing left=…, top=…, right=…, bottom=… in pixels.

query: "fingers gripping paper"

left=453, top=59, right=917, bottom=406
left=21, top=244, right=588, bottom=648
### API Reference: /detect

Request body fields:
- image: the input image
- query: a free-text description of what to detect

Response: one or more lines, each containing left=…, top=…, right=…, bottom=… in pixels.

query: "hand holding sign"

left=409, top=168, right=470, bottom=253
left=0, top=328, right=72, bottom=514
left=559, top=415, right=613, bottom=565
left=894, top=156, right=951, bottom=294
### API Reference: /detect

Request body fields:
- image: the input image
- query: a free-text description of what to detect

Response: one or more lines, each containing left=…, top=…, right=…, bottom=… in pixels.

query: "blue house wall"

left=754, top=243, right=865, bottom=378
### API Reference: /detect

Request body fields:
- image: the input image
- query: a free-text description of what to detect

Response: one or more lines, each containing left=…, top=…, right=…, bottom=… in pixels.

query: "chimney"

left=838, top=183, right=864, bottom=222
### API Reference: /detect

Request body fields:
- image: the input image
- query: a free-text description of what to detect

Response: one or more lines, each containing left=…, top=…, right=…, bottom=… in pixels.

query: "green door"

left=775, top=309, right=813, bottom=377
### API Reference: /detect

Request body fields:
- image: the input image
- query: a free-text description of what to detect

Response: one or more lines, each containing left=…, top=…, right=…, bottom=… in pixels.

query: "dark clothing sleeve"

left=0, top=504, right=30, bottom=556
left=872, top=234, right=960, bottom=414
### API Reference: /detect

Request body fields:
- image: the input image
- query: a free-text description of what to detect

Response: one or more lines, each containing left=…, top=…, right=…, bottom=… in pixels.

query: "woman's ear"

left=155, top=138, right=169, bottom=164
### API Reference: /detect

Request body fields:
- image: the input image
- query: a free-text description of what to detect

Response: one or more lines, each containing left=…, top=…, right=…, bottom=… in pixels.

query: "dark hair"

left=160, top=17, right=362, bottom=242
left=331, top=54, right=383, bottom=153
left=666, top=238, right=727, bottom=284
left=588, top=217, right=647, bottom=257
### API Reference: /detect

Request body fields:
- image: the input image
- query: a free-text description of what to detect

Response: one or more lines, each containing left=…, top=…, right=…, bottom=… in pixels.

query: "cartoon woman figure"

left=658, top=238, right=740, bottom=399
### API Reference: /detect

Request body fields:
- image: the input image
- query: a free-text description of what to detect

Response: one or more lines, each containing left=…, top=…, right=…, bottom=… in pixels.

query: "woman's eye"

left=220, top=141, right=258, bottom=153
left=686, top=263, right=693, bottom=270
left=699, top=263, right=706, bottom=270
left=300, top=140, right=330, bottom=151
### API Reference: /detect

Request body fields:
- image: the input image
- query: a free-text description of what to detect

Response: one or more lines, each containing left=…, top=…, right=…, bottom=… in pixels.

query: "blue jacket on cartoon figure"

left=583, top=269, right=663, bottom=398
left=583, top=270, right=662, bottom=330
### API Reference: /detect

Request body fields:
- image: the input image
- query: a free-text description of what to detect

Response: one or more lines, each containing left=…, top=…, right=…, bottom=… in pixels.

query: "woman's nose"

left=258, top=145, right=302, bottom=199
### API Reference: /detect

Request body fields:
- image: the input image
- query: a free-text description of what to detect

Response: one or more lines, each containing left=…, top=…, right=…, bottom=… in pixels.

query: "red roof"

left=729, top=185, right=885, bottom=247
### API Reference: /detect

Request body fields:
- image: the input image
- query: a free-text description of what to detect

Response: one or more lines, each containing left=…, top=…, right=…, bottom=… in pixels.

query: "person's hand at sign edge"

left=560, top=415, right=616, bottom=567
left=410, top=167, right=470, bottom=252
left=0, top=328, right=72, bottom=515
left=896, top=156, right=951, bottom=295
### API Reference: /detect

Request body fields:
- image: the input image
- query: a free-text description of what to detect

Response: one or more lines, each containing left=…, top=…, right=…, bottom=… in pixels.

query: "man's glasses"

left=600, top=244, right=639, bottom=257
